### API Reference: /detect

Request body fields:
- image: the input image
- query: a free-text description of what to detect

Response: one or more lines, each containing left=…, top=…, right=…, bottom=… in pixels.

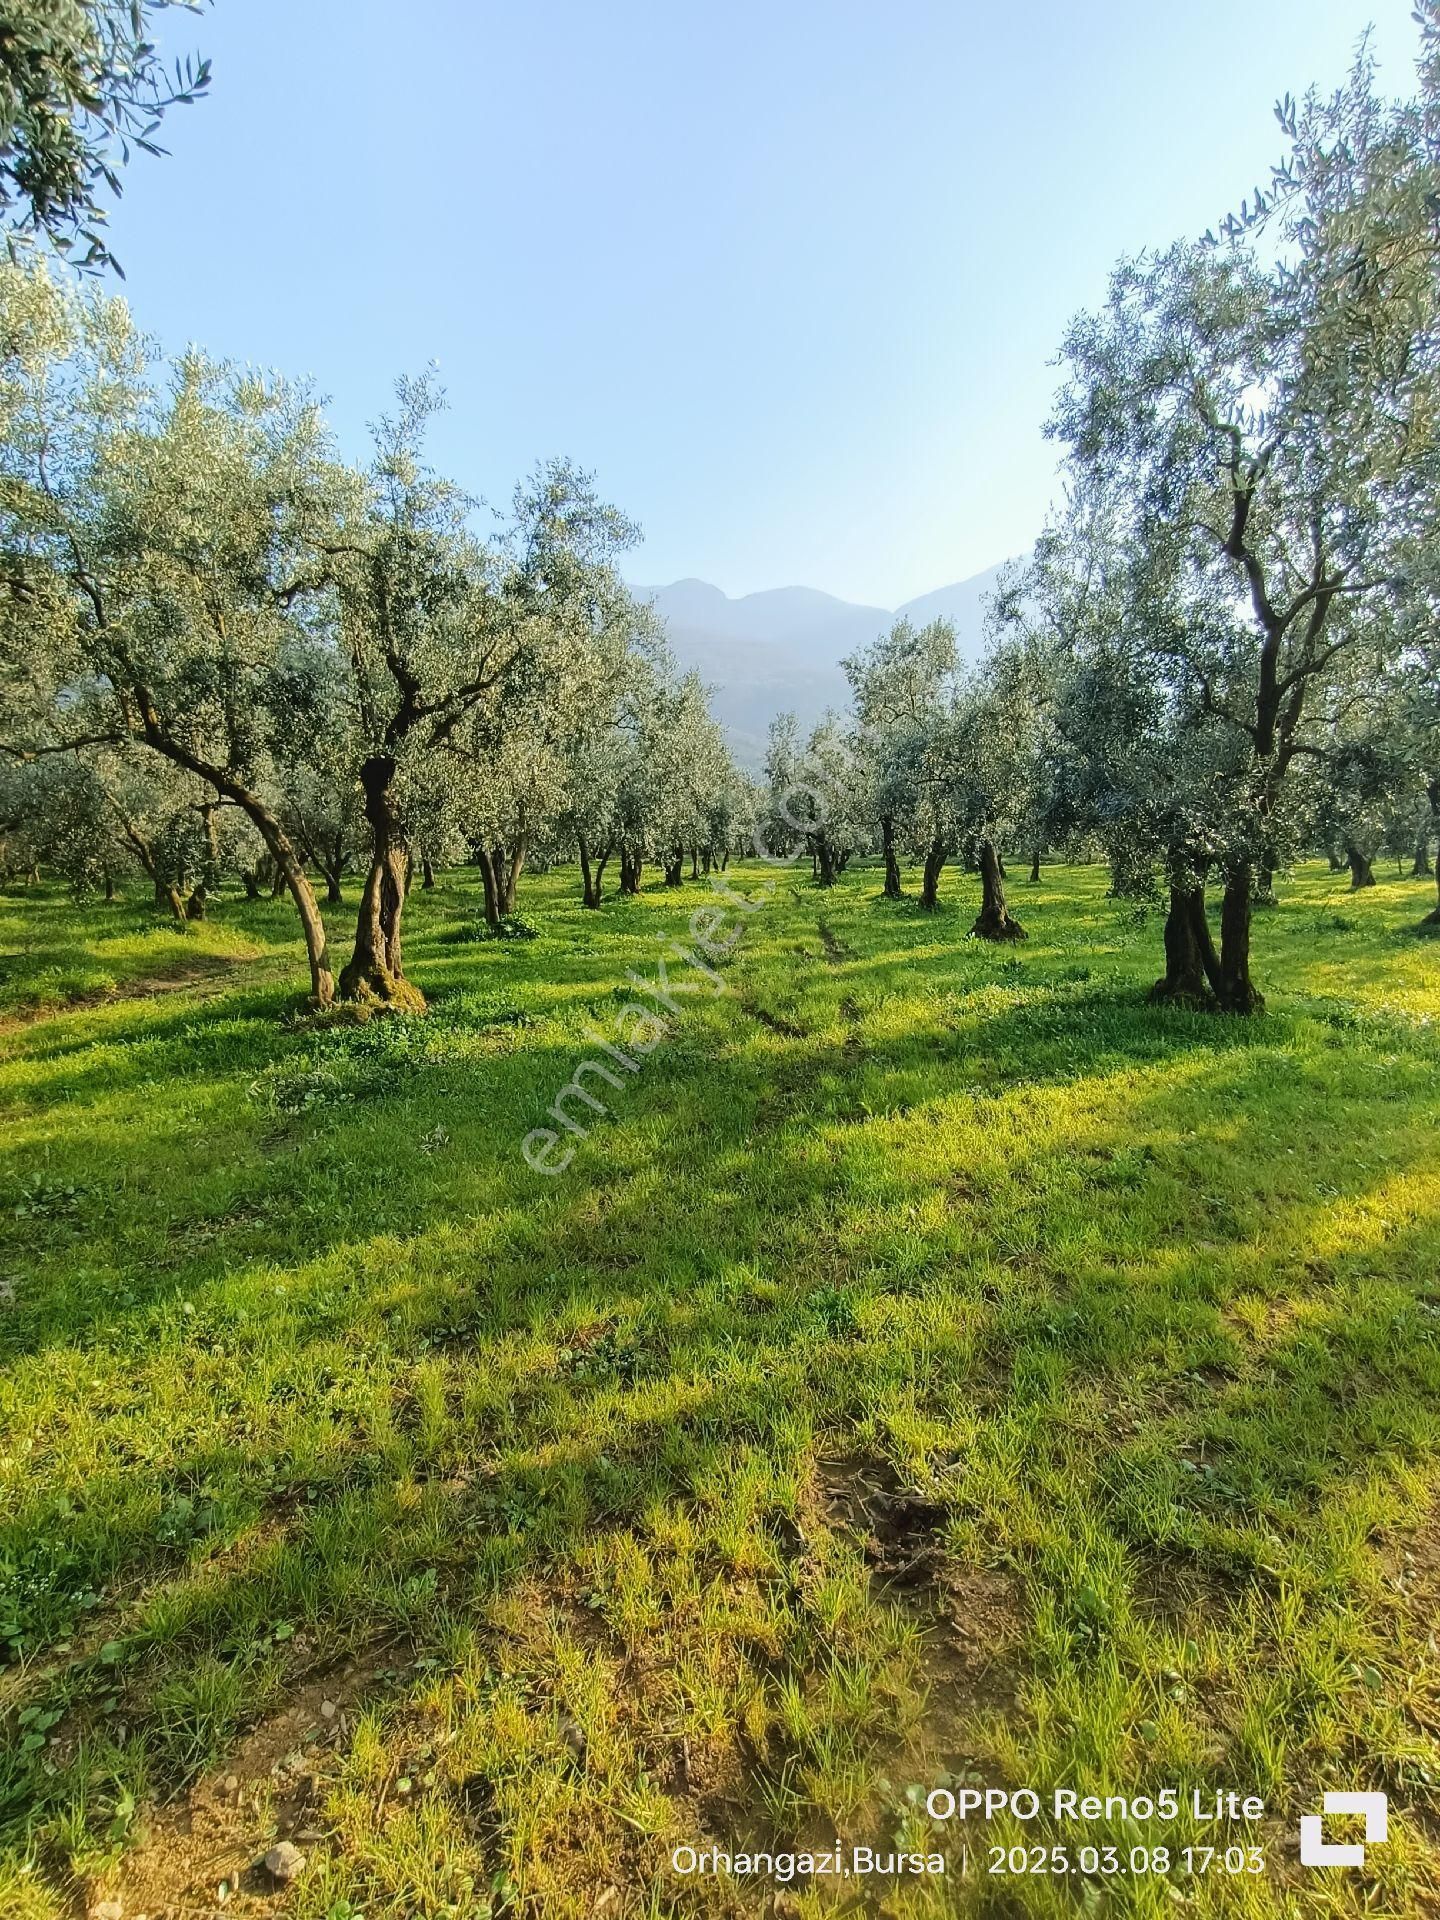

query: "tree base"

left=971, top=908, right=1027, bottom=940
left=1417, top=906, right=1440, bottom=932
left=1148, top=975, right=1214, bottom=1010
left=1218, top=982, right=1266, bottom=1015
left=337, top=965, right=427, bottom=1015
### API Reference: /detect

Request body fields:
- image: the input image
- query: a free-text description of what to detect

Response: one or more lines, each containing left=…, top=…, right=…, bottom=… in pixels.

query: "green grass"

left=0, top=859, right=1437, bottom=1918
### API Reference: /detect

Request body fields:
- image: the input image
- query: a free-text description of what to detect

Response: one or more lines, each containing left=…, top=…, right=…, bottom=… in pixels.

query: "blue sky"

left=109, top=1, right=1419, bottom=607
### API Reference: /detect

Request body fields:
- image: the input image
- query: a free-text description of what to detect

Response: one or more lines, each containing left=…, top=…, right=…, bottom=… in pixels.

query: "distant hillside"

left=641, top=558, right=1024, bottom=764
left=893, top=558, right=1016, bottom=638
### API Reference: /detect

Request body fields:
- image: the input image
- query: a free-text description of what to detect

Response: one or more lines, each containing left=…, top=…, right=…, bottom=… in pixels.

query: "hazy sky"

left=107, top=1, right=1419, bottom=607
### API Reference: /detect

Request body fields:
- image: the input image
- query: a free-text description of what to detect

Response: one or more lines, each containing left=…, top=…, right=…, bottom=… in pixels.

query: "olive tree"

left=1050, top=230, right=1424, bottom=1006
left=646, top=668, right=735, bottom=886
left=842, top=617, right=958, bottom=898
left=764, top=711, right=867, bottom=887
left=314, top=375, right=641, bottom=1006
left=914, top=666, right=1033, bottom=939
left=0, top=259, right=349, bottom=1001
left=1049, top=24, right=1440, bottom=1007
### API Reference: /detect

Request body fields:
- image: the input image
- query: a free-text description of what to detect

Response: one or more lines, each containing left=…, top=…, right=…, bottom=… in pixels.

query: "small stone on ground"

left=264, top=1840, right=306, bottom=1884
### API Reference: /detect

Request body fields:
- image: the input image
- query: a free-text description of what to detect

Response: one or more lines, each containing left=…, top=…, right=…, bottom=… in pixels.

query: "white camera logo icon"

left=1299, top=1792, right=1388, bottom=1868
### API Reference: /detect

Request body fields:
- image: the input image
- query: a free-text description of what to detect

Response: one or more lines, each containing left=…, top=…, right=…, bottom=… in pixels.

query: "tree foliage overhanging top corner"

left=0, top=0, right=211, bottom=276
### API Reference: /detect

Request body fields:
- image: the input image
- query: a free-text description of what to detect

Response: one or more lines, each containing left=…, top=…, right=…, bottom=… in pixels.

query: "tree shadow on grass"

left=1, top=991, right=1437, bottom=1899
left=1, top=957, right=1433, bottom=1360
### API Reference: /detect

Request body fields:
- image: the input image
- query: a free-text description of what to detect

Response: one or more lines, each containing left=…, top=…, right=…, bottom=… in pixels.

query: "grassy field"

left=0, top=857, right=1437, bottom=1919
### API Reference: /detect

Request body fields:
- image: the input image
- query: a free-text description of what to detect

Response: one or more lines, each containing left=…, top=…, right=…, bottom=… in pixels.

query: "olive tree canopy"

left=1, top=1, right=211, bottom=272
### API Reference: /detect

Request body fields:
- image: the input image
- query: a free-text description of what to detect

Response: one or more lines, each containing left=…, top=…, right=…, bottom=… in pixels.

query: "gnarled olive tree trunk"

left=1152, top=863, right=1262, bottom=1014
left=1217, top=863, right=1263, bottom=1012
left=919, top=837, right=946, bottom=910
left=340, top=755, right=424, bottom=1011
left=1150, top=881, right=1220, bottom=1006
left=1345, top=842, right=1375, bottom=890
left=476, top=839, right=524, bottom=925
left=880, top=815, right=902, bottom=898
left=971, top=839, right=1026, bottom=940
left=619, top=846, right=643, bottom=895
left=577, top=833, right=609, bottom=909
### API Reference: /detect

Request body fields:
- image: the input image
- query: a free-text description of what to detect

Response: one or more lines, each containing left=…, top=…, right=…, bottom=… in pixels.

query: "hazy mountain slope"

left=641, top=557, right=1026, bottom=764
left=894, top=557, right=1020, bottom=640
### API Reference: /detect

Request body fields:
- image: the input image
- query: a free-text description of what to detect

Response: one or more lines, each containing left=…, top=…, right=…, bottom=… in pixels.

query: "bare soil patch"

left=89, top=1646, right=403, bottom=1920
left=812, top=1455, right=1020, bottom=1754
left=1129, top=1543, right=1252, bottom=1629
left=2, top=952, right=256, bottom=1033
left=690, top=1455, right=1024, bottom=1906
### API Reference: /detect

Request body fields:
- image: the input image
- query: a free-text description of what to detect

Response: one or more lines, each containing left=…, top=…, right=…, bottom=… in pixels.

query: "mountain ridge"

left=637, top=557, right=1024, bottom=763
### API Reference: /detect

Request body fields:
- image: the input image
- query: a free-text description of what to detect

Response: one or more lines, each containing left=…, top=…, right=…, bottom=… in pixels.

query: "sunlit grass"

left=0, top=857, right=1436, bottom=1915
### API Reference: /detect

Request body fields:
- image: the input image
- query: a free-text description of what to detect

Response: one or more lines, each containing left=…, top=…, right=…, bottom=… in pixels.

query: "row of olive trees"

left=755, top=617, right=1046, bottom=941
left=0, top=262, right=751, bottom=1011
left=760, top=21, right=1440, bottom=1011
